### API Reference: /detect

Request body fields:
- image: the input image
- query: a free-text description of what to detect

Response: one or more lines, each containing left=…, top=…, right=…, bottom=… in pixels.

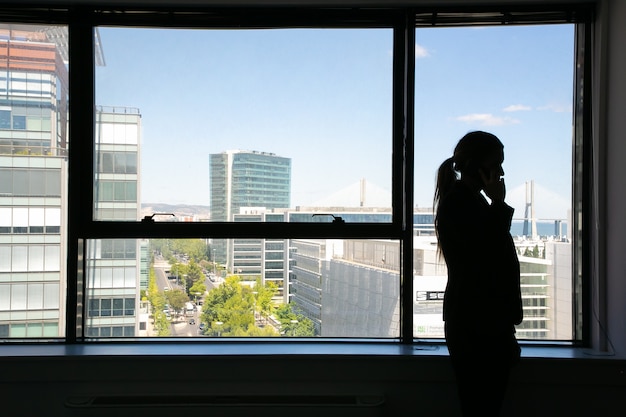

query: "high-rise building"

left=231, top=208, right=288, bottom=301
left=209, top=150, right=291, bottom=271
left=85, top=106, right=143, bottom=338
left=292, top=236, right=564, bottom=338
left=0, top=25, right=70, bottom=338
left=209, top=150, right=291, bottom=223
left=0, top=25, right=144, bottom=339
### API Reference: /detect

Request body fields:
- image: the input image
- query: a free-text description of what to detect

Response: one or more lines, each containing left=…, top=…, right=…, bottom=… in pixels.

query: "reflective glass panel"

left=84, top=238, right=400, bottom=338
left=94, top=27, right=393, bottom=223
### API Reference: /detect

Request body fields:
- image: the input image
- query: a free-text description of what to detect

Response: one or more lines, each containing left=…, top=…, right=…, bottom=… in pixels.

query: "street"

left=154, top=264, right=207, bottom=337
left=169, top=310, right=200, bottom=336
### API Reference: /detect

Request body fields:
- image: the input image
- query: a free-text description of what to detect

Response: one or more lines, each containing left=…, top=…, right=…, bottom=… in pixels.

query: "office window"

left=413, top=23, right=575, bottom=340
left=88, top=299, right=99, bottom=317
left=12, top=115, right=26, bottom=130
left=0, top=110, right=10, bottom=129
left=0, top=7, right=590, bottom=344
left=95, top=27, right=393, bottom=224
left=100, top=299, right=112, bottom=317
left=96, top=180, right=137, bottom=202
left=98, top=152, right=137, bottom=174
left=0, top=164, right=61, bottom=197
left=124, top=298, right=135, bottom=316
left=112, top=298, right=124, bottom=316
left=97, top=239, right=137, bottom=259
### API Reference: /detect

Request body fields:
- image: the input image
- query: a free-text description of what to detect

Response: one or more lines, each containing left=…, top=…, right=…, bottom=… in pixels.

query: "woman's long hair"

left=434, top=156, right=457, bottom=261
left=434, top=131, right=503, bottom=253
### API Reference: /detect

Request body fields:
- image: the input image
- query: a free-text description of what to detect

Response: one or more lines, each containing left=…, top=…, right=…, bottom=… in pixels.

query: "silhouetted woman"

left=434, top=131, right=523, bottom=417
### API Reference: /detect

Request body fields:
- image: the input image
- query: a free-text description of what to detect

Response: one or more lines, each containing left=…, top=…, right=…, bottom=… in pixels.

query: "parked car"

left=188, top=319, right=195, bottom=325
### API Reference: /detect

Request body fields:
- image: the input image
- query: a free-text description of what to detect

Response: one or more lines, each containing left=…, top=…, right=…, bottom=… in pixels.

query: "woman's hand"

left=480, top=168, right=506, bottom=202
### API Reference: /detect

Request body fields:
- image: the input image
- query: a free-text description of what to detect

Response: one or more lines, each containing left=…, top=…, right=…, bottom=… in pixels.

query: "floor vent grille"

left=66, top=394, right=385, bottom=408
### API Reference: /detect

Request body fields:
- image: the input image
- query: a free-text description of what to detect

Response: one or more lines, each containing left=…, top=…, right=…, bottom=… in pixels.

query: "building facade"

left=226, top=203, right=571, bottom=339
left=209, top=150, right=291, bottom=270
left=231, top=208, right=289, bottom=302
left=85, top=107, right=143, bottom=337
left=0, top=25, right=69, bottom=338
left=0, top=25, right=144, bottom=339
left=291, top=234, right=571, bottom=339
left=232, top=207, right=394, bottom=306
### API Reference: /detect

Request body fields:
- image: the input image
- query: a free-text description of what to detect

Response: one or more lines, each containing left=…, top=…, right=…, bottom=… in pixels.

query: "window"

left=0, top=6, right=591, bottom=344
left=96, top=27, right=392, bottom=224
left=12, top=115, right=26, bottom=130
left=0, top=110, right=10, bottom=129
left=413, top=23, right=575, bottom=340
left=98, top=152, right=137, bottom=174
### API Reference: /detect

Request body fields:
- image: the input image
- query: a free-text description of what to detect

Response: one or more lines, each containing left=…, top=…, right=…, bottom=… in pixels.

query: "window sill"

left=0, top=340, right=620, bottom=360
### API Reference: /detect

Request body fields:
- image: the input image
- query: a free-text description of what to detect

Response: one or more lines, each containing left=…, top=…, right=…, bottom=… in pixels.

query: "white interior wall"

left=599, top=0, right=626, bottom=357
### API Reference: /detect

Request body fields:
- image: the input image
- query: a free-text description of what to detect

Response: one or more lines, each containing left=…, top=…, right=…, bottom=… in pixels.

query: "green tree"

left=149, top=239, right=172, bottom=260
left=245, top=326, right=279, bottom=337
left=150, top=291, right=167, bottom=314
left=146, top=266, right=170, bottom=336
left=200, top=276, right=254, bottom=336
left=199, top=259, right=212, bottom=271
left=184, top=260, right=204, bottom=294
left=170, top=262, right=188, bottom=280
left=254, top=278, right=277, bottom=322
left=185, top=239, right=208, bottom=263
left=168, top=239, right=208, bottom=263
left=147, top=268, right=166, bottom=313
left=152, top=310, right=171, bottom=336
left=221, top=292, right=255, bottom=334
left=199, top=276, right=287, bottom=337
left=165, top=289, right=189, bottom=315
left=275, top=303, right=316, bottom=337
left=285, top=318, right=315, bottom=337
left=189, top=280, right=206, bottom=302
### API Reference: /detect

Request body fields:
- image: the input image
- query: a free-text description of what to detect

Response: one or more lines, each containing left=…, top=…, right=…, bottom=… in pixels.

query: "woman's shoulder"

left=438, top=182, right=486, bottom=224
left=440, top=182, right=474, bottom=207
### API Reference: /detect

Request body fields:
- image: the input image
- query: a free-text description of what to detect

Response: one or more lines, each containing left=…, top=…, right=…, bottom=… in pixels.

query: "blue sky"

left=96, top=24, right=574, bottom=220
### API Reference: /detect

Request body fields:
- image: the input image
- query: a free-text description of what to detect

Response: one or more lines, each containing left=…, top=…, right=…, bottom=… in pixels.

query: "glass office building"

left=0, top=25, right=144, bottom=338
left=291, top=235, right=571, bottom=339
left=0, top=25, right=69, bottom=338
left=209, top=150, right=291, bottom=267
left=209, top=150, right=291, bottom=222
left=85, top=107, right=143, bottom=337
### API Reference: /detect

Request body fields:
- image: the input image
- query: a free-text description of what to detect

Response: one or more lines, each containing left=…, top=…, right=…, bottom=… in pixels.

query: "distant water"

left=510, top=220, right=567, bottom=237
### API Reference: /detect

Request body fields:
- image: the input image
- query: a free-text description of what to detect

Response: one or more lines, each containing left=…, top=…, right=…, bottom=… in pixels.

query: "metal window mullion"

left=393, top=11, right=415, bottom=344
left=89, top=7, right=400, bottom=29
left=82, top=221, right=399, bottom=240
left=413, top=5, right=591, bottom=27
left=573, top=19, right=594, bottom=346
left=66, top=9, right=95, bottom=343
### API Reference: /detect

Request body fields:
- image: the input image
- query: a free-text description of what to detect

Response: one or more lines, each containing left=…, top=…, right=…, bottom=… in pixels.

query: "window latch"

left=311, top=214, right=345, bottom=225
left=141, top=213, right=176, bottom=223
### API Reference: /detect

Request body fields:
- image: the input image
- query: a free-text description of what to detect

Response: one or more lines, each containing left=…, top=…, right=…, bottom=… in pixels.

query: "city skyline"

left=95, top=24, right=574, bottom=220
left=0, top=22, right=572, bottom=340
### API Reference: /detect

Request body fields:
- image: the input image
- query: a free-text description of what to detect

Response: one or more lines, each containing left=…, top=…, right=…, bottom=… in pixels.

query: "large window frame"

left=0, top=3, right=593, bottom=346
